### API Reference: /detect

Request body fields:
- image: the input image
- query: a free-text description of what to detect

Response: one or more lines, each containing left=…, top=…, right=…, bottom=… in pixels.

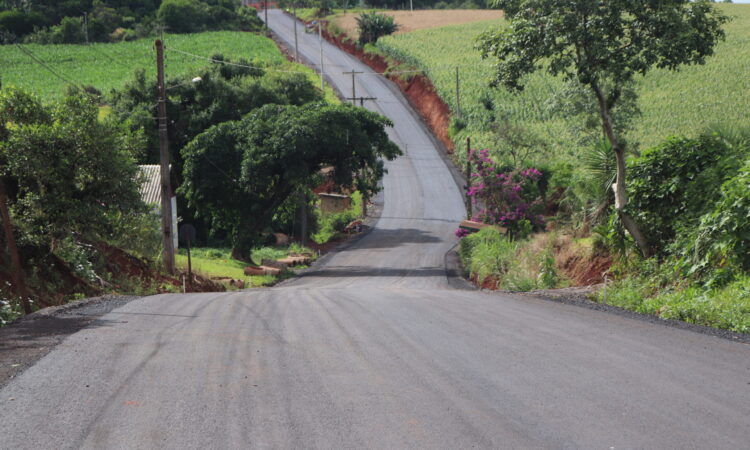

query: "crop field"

left=377, top=4, right=750, bottom=163
left=0, top=32, right=287, bottom=100
left=332, top=10, right=504, bottom=39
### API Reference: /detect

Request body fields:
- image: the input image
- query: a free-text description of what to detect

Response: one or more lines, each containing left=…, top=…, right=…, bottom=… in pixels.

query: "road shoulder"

left=0, top=295, right=139, bottom=389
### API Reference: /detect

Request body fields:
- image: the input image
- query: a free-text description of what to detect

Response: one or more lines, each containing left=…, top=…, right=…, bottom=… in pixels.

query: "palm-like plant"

left=356, top=12, right=398, bottom=46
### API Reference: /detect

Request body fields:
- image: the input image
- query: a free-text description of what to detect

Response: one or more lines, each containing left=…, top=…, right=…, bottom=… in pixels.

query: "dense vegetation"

left=180, top=102, right=400, bottom=257
left=373, top=2, right=750, bottom=332
left=0, top=86, right=154, bottom=318
left=0, top=0, right=262, bottom=44
left=1, top=23, right=397, bottom=321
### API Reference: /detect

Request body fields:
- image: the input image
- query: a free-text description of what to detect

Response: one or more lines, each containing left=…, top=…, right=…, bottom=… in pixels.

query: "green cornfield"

left=0, top=32, right=287, bottom=100
left=377, top=4, right=750, bottom=163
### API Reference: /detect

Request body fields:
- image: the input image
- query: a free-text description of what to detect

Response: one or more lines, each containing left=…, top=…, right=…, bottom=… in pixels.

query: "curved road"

left=0, top=10, right=748, bottom=449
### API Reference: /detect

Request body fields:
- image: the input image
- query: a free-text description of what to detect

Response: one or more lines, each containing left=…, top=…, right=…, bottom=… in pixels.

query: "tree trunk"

left=591, top=83, right=652, bottom=258
left=0, top=179, right=32, bottom=314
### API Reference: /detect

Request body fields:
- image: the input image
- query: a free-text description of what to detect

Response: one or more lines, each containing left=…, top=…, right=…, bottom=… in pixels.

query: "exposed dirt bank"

left=287, top=14, right=455, bottom=153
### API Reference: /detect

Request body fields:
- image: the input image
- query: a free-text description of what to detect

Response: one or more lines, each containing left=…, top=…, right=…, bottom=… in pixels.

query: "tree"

left=356, top=11, right=398, bottom=45
left=0, top=87, right=145, bottom=247
left=181, top=103, right=401, bottom=259
left=478, top=0, right=728, bottom=257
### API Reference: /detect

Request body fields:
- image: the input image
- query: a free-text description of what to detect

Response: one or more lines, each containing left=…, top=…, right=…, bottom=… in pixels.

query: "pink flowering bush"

left=466, top=149, right=545, bottom=240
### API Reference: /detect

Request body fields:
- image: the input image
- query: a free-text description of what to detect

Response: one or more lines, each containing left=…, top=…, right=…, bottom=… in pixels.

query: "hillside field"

left=376, top=4, right=750, bottom=162
left=332, top=10, right=504, bottom=40
left=0, top=32, right=286, bottom=100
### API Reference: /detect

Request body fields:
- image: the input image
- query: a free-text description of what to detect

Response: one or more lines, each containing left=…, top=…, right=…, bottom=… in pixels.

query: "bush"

left=459, top=227, right=519, bottom=282
left=682, top=159, right=750, bottom=285
left=157, top=0, right=204, bottom=33
left=0, top=10, right=47, bottom=40
left=466, top=149, right=545, bottom=240
left=356, top=12, right=399, bottom=46
left=628, top=133, right=742, bottom=254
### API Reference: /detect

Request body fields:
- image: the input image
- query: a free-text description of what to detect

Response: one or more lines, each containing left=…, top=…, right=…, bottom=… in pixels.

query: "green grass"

left=0, top=31, right=287, bottom=100
left=596, top=275, right=750, bottom=334
left=312, top=191, right=362, bottom=244
left=175, top=245, right=315, bottom=289
left=376, top=4, right=750, bottom=162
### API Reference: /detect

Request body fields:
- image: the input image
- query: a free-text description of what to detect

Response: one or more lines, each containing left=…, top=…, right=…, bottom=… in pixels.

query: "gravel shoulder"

left=0, top=295, right=139, bottom=389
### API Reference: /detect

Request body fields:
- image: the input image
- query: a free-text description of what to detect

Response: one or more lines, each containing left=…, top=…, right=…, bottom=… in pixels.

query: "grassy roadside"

left=175, top=245, right=317, bottom=290
left=594, top=273, right=750, bottom=334
left=459, top=228, right=750, bottom=334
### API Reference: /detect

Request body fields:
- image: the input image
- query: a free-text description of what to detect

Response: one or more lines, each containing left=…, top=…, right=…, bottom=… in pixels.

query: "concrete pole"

left=155, top=40, right=175, bottom=274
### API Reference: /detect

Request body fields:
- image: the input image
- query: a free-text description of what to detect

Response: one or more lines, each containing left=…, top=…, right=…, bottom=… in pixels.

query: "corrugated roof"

left=139, top=165, right=163, bottom=206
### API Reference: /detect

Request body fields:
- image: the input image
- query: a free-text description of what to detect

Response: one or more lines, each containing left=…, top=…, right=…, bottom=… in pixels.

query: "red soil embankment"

left=291, top=17, right=454, bottom=153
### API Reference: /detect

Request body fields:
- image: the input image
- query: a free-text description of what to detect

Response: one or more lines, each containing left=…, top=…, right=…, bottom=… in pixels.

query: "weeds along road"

left=0, top=10, right=748, bottom=449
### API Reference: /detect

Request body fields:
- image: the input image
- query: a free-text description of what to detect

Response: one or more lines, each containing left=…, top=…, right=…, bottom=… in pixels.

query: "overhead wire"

left=13, top=43, right=80, bottom=88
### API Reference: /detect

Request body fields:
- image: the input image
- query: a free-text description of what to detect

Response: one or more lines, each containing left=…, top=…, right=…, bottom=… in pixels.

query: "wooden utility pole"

left=263, top=0, right=268, bottom=32
left=346, top=96, right=377, bottom=107
left=455, top=67, right=461, bottom=117
left=343, top=70, right=362, bottom=105
left=318, top=21, right=324, bottom=90
left=293, top=3, right=299, bottom=62
left=0, top=180, right=31, bottom=314
left=298, top=190, right=307, bottom=247
left=465, top=137, right=472, bottom=219
left=155, top=40, right=175, bottom=274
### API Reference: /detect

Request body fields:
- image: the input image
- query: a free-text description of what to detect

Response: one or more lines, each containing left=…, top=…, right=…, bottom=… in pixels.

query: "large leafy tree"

left=181, top=103, right=401, bottom=259
left=478, top=0, right=728, bottom=257
left=0, top=88, right=145, bottom=245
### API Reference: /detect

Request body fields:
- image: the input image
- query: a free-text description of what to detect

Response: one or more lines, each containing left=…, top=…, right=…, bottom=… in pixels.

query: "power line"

left=13, top=44, right=80, bottom=88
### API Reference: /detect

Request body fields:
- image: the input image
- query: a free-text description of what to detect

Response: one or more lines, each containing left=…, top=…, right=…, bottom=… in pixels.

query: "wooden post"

left=156, top=40, right=175, bottom=274
left=455, top=67, right=461, bottom=118
left=186, top=238, right=192, bottom=289
left=298, top=190, right=307, bottom=247
left=0, top=180, right=31, bottom=314
left=319, top=21, right=324, bottom=90
left=293, top=3, right=299, bottom=62
left=465, top=137, right=472, bottom=219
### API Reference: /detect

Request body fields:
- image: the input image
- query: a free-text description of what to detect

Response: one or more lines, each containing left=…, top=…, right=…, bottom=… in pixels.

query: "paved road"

left=1, top=10, right=749, bottom=449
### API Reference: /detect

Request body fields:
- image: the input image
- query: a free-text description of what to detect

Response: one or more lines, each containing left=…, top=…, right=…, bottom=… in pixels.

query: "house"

left=139, top=165, right=178, bottom=250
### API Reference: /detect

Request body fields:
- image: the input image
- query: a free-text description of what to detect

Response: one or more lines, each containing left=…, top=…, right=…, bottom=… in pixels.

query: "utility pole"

left=155, top=40, right=175, bottom=275
left=410, top=0, right=413, bottom=11
left=319, top=21, right=324, bottom=90
left=298, top=190, right=307, bottom=247
left=465, top=137, right=472, bottom=219
left=293, top=3, right=299, bottom=62
left=455, top=67, right=461, bottom=118
left=0, top=180, right=31, bottom=314
left=264, top=0, right=268, bottom=32
left=343, top=70, right=362, bottom=105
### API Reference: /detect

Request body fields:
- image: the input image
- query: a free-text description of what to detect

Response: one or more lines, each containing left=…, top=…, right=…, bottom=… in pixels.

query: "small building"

left=139, top=165, right=178, bottom=250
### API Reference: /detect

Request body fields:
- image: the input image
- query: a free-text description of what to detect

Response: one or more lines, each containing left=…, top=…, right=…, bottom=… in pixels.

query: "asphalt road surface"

left=1, top=10, right=748, bottom=449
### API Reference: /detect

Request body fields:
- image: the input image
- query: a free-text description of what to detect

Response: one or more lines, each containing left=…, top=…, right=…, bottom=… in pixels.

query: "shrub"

left=628, top=133, right=742, bottom=254
left=682, top=159, right=750, bottom=285
left=467, top=149, right=545, bottom=240
left=356, top=12, right=399, bottom=46
left=459, top=227, right=519, bottom=282
left=157, top=0, right=204, bottom=33
left=0, top=10, right=47, bottom=39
